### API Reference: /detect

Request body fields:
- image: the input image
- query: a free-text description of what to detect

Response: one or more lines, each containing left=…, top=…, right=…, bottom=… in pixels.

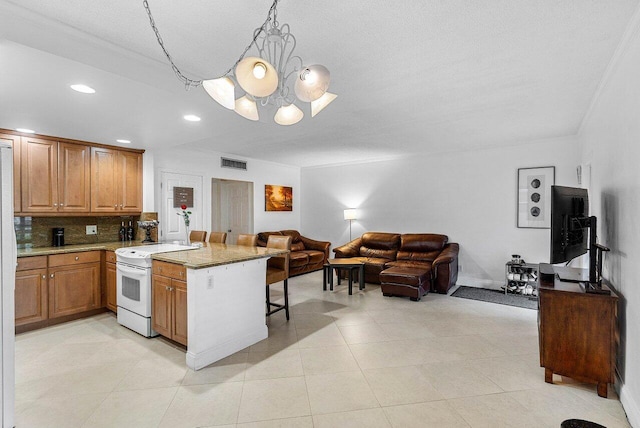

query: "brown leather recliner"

left=333, top=232, right=459, bottom=294
left=258, top=230, right=331, bottom=277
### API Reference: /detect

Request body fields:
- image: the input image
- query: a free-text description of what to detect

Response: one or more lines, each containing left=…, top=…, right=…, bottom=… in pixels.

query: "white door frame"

left=211, top=179, right=254, bottom=244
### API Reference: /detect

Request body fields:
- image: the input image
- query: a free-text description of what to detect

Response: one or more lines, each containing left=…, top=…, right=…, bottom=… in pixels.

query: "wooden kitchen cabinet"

left=152, top=261, right=188, bottom=345
left=105, top=251, right=117, bottom=312
left=15, top=256, right=48, bottom=326
left=48, top=251, right=101, bottom=319
left=91, top=147, right=142, bottom=213
left=20, top=137, right=90, bottom=213
left=0, top=132, right=21, bottom=211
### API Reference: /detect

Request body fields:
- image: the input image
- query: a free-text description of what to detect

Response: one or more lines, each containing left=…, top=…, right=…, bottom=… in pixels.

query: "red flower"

left=181, top=204, right=187, bottom=210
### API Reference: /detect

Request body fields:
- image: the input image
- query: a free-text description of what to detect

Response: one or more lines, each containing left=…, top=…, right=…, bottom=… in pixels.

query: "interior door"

left=160, top=172, right=203, bottom=243
left=212, top=179, right=253, bottom=244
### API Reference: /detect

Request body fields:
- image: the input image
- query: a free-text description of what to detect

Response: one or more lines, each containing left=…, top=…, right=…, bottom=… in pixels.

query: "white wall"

left=301, top=137, right=579, bottom=287
left=577, top=9, right=640, bottom=425
left=150, top=147, right=301, bottom=235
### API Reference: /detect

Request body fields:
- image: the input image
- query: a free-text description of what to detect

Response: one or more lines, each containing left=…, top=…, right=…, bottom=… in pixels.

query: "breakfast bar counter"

left=150, top=243, right=287, bottom=370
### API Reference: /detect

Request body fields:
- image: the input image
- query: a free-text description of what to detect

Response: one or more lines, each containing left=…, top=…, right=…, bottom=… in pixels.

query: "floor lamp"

left=344, top=209, right=357, bottom=241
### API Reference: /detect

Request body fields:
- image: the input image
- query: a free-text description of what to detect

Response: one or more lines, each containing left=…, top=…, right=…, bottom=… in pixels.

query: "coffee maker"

left=52, top=227, right=64, bottom=247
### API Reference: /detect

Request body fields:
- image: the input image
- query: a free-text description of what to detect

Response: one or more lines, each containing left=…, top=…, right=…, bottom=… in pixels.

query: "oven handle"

left=116, top=263, right=148, bottom=275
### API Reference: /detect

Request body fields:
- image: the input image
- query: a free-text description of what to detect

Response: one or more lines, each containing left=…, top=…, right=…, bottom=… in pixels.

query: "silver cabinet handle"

left=60, top=203, right=64, bottom=206
left=114, top=205, right=118, bottom=208
left=50, top=274, right=54, bottom=278
left=120, top=204, right=123, bottom=208
left=41, top=274, right=46, bottom=279
left=75, top=256, right=79, bottom=261
left=179, top=271, right=183, bottom=276
left=53, top=203, right=58, bottom=207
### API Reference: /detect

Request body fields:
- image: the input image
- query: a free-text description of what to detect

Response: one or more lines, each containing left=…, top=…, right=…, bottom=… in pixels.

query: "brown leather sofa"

left=333, top=232, right=459, bottom=296
left=257, top=230, right=331, bottom=277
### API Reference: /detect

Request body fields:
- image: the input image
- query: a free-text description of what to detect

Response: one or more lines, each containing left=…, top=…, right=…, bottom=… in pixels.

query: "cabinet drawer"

left=152, top=261, right=186, bottom=280
left=49, top=251, right=101, bottom=267
left=105, top=250, right=116, bottom=263
left=16, top=255, right=47, bottom=271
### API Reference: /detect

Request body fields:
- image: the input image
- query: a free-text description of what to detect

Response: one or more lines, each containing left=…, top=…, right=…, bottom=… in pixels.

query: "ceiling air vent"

left=220, top=157, right=247, bottom=170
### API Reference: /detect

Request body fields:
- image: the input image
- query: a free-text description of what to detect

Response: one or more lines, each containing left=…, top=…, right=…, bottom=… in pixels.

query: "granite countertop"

left=17, top=241, right=152, bottom=257
left=151, top=243, right=288, bottom=269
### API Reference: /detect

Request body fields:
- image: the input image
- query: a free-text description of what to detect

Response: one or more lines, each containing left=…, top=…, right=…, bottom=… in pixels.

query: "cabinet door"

left=90, top=147, right=119, bottom=212
left=58, top=142, right=91, bottom=212
left=0, top=133, right=21, bottom=211
left=118, top=151, right=143, bottom=212
left=21, top=137, right=58, bottom=212
left=172, top=279, right=188, bottom=346
left=15, top=268, right=48, bottom=326
left=105, top=262, right=117, bottom=312
left=151, top=274, right=172, bottom=338
left=48, top=262, right=101, bottom=318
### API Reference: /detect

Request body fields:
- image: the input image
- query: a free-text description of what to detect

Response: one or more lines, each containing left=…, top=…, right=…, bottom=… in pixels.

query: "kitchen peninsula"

left=151, top=243, right=287, bottom=370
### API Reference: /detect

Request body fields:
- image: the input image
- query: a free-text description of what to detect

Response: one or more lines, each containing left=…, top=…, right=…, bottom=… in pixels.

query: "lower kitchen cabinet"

left=15, top=256, right=48, bottom=326
left=47, top=251, right=102, bottom=319
left=105, top=251, right=117, bottom=312
left=152, top=260, right=187, bottom=345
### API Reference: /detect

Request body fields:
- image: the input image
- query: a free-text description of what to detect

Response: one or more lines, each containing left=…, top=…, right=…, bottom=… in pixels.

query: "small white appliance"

left=115, top=243, right=193, bottom=337
left=1, top=142, right=16, bottom=427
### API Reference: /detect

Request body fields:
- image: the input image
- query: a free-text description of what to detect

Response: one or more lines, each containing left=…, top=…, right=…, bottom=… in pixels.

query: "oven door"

left=116, top=262, right=151, bottom=317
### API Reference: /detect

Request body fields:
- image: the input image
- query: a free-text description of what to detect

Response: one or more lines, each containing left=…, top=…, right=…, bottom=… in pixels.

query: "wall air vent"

left=220, top=157, right=247, bottom=170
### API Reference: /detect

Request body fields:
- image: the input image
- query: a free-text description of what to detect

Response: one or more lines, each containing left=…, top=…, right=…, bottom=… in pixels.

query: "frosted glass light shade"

left=295, top=64, right=330, bottom=102
left=343, top=209, right=357, bottom=220
left=203, top=77, right=235, bottom=110
left=234, top=96, right=259, bottom=121
left=235, top=57, right=278, bottom=97
left=274, top=104, right=304, bottom=125
left=311, top=92, right=337, bottom=117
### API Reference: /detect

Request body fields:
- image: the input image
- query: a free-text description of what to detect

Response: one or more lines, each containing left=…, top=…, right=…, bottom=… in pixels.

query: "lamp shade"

left=234, top=96, right=259, bottom=121
left=294, top=64, right=330, bottom=102
left=274, top=104, right=304, bottom=126
left=235, top=57, right=278, bottom=97
left=343, top=209, right=357, bottom=220
left=311, top=92, right=337, bottom=117
left=202, top=77, right=235, bottom=109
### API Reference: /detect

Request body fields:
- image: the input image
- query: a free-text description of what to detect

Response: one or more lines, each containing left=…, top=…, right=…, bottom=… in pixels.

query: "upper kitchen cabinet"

left=20, top=138, right=91, bottom=213
left=0, top=132, right=21, bottom=211
left=91, top=147, right=143, bottom=213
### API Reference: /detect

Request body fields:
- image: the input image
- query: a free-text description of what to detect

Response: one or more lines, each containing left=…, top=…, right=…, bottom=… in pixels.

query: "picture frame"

left=517, top=166, right=555, bottom=228
left=265, top=185, right=293, bottom=212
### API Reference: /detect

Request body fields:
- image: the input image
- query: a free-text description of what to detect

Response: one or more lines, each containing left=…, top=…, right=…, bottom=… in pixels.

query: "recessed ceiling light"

left=16, top=128, right=35, bottom=134
left=183, top=114, right=201, bottom=122
left=70, top=84, right=96, bottom=94
left=116, top=139, right=131, bottom=144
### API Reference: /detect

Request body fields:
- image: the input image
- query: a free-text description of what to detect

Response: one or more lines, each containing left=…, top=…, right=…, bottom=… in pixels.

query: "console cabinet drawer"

left=105, top=250, right=116, bottom=263
left=49, top=250, right=101, bottom=267
left=16, top=255, right=47, bottom=271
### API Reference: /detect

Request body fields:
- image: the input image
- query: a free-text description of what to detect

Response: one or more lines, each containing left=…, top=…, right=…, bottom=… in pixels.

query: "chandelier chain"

left=142, top=0, right=280, bottom=89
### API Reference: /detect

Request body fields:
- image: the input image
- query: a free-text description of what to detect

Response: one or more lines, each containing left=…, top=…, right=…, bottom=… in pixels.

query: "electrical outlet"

left=86, top=225, right=97, bottom=235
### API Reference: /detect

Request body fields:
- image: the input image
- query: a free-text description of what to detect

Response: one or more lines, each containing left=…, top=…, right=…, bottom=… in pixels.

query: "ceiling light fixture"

left=183, top=114, right=201, bottom=122
left=16, top=128, right=35, bottom=134
left=143, top=0, right=336, bottom=126
left=70, top=84, right=96, bottom=94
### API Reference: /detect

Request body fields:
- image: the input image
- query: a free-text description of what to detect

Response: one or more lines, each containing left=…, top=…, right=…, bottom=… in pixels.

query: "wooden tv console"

left=538, top=266, right=618, bottom=398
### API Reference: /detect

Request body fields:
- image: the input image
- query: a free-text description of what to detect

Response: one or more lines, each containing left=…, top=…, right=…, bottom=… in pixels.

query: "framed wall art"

left=517, top=166, right=555, bottom=228
left=265, top=185, right=293, bottom=212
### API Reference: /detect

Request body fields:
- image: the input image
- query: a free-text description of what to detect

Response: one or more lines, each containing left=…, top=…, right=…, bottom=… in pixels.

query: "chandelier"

left=143, top=0, right=337, bottom=126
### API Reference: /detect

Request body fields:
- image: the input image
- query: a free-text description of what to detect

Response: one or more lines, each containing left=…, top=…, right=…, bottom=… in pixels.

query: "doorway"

left=211, top=179, right=254, bottom=244
left=160, top=172, right=204, bottom=243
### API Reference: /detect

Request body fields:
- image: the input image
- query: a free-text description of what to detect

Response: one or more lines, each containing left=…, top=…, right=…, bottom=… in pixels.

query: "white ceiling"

left=0, top=0, right=637, bottom=167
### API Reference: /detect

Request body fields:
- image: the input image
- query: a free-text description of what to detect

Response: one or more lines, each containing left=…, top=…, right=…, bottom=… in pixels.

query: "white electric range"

left=115, top=243, right=195, bottom=337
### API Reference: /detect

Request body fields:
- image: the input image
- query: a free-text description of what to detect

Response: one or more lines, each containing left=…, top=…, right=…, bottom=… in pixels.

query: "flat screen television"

left=550, top=185, right=589, bottom=265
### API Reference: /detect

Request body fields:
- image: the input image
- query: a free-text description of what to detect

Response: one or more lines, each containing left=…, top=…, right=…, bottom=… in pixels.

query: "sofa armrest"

left=300, top=236, right=331, bottom=260
left=432, top=243, right=459, bottom=294
left=333, top=238, right=362, bottom=258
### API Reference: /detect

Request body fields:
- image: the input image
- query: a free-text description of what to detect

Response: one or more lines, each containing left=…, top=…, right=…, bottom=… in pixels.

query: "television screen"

left=550, top=185, right=589, bottom=264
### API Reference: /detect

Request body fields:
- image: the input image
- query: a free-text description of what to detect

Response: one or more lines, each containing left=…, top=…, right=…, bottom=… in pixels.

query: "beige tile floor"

left=14, top=272, right=631, bottom=427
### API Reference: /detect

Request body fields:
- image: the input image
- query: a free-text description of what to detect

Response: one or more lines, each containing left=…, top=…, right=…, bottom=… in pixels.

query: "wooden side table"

left=323, top=258, right=365, bottom=295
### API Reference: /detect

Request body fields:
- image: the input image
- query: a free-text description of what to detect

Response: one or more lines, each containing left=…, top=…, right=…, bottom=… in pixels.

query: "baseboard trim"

left=186, top=326, right=268, bottom=370
left=619, top=384, right=640, bottom=428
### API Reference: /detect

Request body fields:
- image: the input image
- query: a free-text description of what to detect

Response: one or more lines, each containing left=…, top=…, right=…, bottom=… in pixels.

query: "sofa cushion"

left=400, top=234, right=448, bottom=252
left=360, top=246, right=397, bottom=260
left=361, top=232, right=401, bottom=250
left=281, top=229, right=302, bottom=243
left=289, top=252, right=309, bottom=268
left=301, top=250, right=325, bottom=265
left=385, top=260, right=433, bottom=270
left=291, top=241, right=305, bottom=252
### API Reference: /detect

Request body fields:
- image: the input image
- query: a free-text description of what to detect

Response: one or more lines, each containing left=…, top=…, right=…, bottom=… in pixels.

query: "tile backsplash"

left=14, top=216, right=140, bottom=248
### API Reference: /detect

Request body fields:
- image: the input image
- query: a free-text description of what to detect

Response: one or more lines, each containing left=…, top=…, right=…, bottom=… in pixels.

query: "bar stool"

left=189, top=230, right=207, bottom=242
left=237, top=233, right=258, bottom=246
left=266, top=235, right=291, bottom=320
left=208, top=232, right=227, bottom=243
